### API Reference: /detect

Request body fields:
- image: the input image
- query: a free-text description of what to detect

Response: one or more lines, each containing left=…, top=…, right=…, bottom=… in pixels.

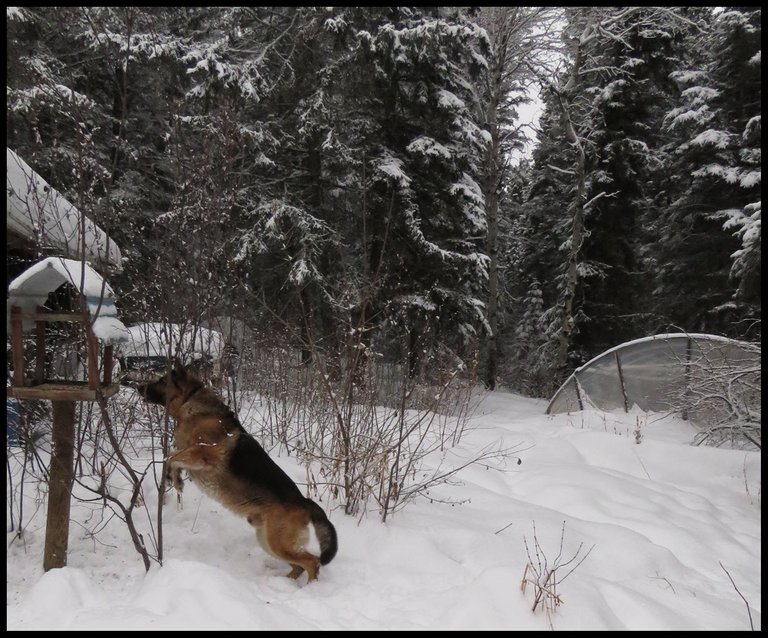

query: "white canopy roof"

left=8, top=257, right=129, bottom=345
left=6, top=147, right=123, bottom=271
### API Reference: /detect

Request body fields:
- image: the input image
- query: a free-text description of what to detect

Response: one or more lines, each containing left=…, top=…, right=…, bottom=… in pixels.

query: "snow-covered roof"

left=7, top=257, right=129, bottom=345
left=6, top=147, right=123, bottom=271
left=117, top=322, right=225, bottom=362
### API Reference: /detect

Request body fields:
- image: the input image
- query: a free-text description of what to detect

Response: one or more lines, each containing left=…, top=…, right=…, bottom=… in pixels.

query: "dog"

left=135, top=359, right=337, bottom=582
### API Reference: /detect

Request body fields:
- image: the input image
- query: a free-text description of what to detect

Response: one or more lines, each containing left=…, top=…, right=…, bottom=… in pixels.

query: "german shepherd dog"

left=135, top=360, right=337, bottom=582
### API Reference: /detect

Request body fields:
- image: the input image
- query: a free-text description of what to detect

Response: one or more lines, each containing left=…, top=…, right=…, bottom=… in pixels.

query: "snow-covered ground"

left=6, top=389, right=761, bottom=630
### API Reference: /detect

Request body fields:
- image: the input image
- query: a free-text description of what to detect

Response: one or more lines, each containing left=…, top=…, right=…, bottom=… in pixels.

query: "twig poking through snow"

left=719, top=561, right=755, bottom=631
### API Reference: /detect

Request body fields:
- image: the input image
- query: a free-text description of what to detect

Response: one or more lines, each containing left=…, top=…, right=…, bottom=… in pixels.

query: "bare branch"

left=719, top=561, right=755, bottom=631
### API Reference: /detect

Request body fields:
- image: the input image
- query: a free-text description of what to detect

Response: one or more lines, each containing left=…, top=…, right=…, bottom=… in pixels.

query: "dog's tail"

left=307, top=499, right=338, bottom=565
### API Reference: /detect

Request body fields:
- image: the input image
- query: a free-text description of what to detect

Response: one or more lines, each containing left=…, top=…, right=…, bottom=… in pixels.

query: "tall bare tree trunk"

left=478, top=7, right=559, bottom=388
left=483, top=91, right=501, bottom=390
left=552, top=12, right=593, bottom=372
left=554, top=93, right=587, bottom=371
left=479, top=9, right=508, bottom=391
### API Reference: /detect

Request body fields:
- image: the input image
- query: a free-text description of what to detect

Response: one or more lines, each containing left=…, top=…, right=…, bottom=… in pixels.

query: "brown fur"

left=137, top=360, right=337, bottom=582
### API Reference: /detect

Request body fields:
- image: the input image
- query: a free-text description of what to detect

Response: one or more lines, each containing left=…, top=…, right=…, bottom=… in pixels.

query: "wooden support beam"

left=35, top=305, right=47, bottom=384
left=10, top=306, right=25, bottom=388
left=103, top=345, right=113, bottom=386
left=7, top=381, right=121, bottom=401
left=85, top=321, right=99, bottom=391
left=43, top=400, right=76, bottom=571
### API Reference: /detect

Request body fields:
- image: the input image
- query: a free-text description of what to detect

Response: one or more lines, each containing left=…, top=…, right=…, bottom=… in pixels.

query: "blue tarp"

left=7, top=398, right=21, bottom=446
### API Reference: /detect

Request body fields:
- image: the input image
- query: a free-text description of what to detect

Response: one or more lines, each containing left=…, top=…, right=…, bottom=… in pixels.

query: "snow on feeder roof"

left=546, top=333, right=761, bottom=427
left=8, top=258, right=129, bottom=401
left=7, top=147, right=123, bottom=271
left=8, top=257, right=129, bottom=345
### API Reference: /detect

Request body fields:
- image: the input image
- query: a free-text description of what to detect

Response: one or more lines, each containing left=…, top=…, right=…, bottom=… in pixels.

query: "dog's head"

left=134, top=359, right=191, bottom=407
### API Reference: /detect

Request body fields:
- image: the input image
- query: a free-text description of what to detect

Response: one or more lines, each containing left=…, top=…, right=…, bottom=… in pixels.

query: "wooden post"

left=103, top=345, right=113, bottom=386
left=11, top=306, right=25, bottom=388
left=43, top=400, right=76, bottom=571
left=35, top=305, right=47, bottom=384
left=85, top=321, right=99, bottom=391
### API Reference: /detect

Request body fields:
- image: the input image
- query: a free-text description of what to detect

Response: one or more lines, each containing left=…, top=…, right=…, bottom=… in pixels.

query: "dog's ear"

left=171, top=358, right=187, bottom=383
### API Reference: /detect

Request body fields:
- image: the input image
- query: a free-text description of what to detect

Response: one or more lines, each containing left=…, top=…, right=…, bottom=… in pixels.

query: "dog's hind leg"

left=249, top=506, right=323, bottom=582
left=286, top=564, right=304, bottom=579
left=263, top=509, right=322, bottom=582
left=279, top=552, right=319, bottom=582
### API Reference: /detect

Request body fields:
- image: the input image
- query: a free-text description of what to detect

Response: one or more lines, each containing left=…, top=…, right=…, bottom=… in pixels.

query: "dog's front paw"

left=162, top=462, right=185, bottom=507
left=172, top=472, right=184, bottom=494
left=165, top=463, right=184, bottom=490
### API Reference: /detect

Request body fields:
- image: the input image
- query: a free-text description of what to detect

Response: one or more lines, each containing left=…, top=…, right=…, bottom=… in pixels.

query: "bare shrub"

left=6, top=400, right=50, bottom=539
left=229, top=319, right=517, bottom=522
left=520, top=521, right=595, bottom=629
left=670, top=337, right=761, bottom=450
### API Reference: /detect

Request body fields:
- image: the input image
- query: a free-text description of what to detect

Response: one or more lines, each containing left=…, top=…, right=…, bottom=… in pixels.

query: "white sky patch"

left=509, top=85, right=544, bottom=164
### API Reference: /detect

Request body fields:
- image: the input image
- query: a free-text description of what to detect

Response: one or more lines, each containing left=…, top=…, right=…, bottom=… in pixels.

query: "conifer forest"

left=7, top=7, right=761, bottom=397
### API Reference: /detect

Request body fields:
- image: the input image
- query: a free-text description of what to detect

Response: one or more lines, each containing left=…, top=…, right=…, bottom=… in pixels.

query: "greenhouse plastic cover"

left=546, top=333, right=760, bottom=423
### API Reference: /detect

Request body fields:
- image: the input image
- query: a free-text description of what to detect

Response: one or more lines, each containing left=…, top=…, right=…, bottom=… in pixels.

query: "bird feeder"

left=7, top=257, right=130, bottom=572
left=8, top=257, right=129, bottom=401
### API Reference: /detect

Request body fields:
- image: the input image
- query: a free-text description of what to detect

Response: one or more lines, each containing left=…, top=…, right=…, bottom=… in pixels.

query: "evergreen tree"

left=574, top=8, right=689, bottom=354
left=659, top=7, right=761, bottom=339
left=512, top=7, right=708, bottom=393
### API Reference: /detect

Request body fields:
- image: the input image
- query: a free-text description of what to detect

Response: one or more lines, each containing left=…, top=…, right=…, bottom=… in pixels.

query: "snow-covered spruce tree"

left=514, top=7, right=705, bottom=389
left=658, top=8, right=761, bottom=340
left=6, top=7, right=105, bottom=194
left=344, top=7, right=491, bottom=376
left=569, top=8, right=697, bottom=357
left=6, top=6, right=125, bottom=268
left=119, top=7, right=494, bottom=517
left=229, top=8, right=367, bottom=369
left=75, top=7, right=240, bottom=328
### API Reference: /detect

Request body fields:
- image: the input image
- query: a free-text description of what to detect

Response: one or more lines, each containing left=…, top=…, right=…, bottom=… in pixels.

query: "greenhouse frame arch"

left=546, top=333, right=761, bottom=426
